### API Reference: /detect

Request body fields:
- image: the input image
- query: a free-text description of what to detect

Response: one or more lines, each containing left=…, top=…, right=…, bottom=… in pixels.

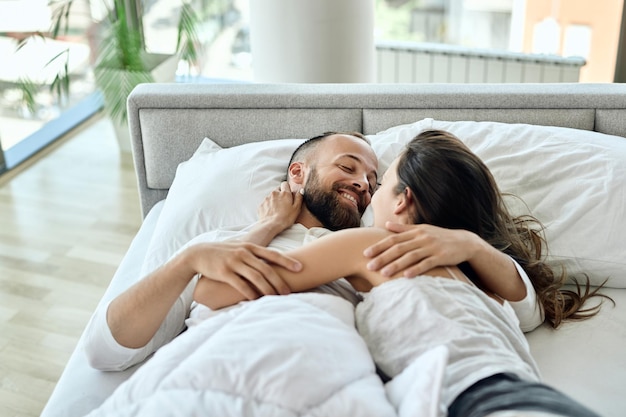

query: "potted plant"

left=39, top=0, right=202, bottom=152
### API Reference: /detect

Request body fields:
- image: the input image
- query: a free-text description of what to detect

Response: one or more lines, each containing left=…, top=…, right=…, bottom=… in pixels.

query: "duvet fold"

left=85, top=293, right=405, bottom=417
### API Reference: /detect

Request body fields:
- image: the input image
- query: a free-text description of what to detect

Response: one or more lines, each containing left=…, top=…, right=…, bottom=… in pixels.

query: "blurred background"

left=1, top=0, right=624, bottom=171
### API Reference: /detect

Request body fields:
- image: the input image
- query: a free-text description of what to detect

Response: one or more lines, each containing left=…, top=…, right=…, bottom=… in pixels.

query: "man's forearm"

left=239, top=218, right=290, bottom=247
left=106, top=252, right=197, bottom=348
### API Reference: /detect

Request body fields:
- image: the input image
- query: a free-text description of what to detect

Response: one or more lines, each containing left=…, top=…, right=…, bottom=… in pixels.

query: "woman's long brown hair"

left=394, top=129, right=612, bottom=328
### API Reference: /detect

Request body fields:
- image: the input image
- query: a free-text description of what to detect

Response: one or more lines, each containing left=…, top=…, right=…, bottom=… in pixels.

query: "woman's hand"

left=363, top=222, right=480, bottom=277
left=258, top=181, right=303, bottom=233
left=240, top=182, right=304, bottom=247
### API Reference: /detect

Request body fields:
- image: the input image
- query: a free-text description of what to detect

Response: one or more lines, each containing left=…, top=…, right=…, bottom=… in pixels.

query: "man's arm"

left=98, top=184, right=303, bottom=356
left=105, top=252, right=197, bottom=349
left=106, top=241, right=302, bottom=349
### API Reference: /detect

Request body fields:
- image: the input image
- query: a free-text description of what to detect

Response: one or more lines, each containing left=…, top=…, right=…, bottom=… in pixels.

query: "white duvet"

left=86, top=292, right=446, bottom=417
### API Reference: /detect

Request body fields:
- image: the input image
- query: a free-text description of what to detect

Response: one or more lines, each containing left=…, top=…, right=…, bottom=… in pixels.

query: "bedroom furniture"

left=41, top=82, right=626, bottom=417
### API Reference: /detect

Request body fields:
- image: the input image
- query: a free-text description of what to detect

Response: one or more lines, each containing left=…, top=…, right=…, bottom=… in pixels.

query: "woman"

left=194, top=130, right=606, bottom=416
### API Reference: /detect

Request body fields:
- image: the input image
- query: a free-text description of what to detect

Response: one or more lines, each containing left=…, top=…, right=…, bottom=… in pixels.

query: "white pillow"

left=368, top=118, right=626, bottom=288
left=141, top=137, right=304, bottom=275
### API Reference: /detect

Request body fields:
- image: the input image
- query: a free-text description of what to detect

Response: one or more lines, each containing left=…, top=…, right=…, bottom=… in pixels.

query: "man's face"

left=302, top=135, right=378, bottom=231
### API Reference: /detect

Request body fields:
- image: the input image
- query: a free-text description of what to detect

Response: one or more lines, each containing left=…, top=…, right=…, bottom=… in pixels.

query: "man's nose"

left=351, top=173, right=369, bottom=193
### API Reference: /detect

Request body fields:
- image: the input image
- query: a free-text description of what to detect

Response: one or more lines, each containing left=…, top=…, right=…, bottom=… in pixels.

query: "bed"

left=41, top=82, right=626, bottom=417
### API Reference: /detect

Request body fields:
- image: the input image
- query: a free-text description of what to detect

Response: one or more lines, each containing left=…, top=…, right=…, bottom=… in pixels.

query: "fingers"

left=363, top=230, right=415, bottom=258
left=401, top=262, right=433, bottom=278
left=293, top=186, right=303, bottom=208
left=363, top=235, right=394, bottom=258
left=367, top=242, right=425, bottom=276
left=248, top=245, right=301, bottom=295
left=196, top=242, right=299, bottom=299
left=280, top=181, right=302, bottom=209
left=387, top=251, right=438, bottom=278
left=219, top=272, right=261, bottom=301
left=236, top=261, right=281, bottom=297
left=214, top=248, right=285, bottom=298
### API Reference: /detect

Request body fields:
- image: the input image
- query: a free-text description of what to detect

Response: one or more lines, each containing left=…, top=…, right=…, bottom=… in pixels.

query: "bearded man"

left=84, top=132, right=380, bottom=371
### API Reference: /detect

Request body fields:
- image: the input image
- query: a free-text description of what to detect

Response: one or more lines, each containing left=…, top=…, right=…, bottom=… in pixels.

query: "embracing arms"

left=106, top=241, right=302, bottom=349
left=103, top=184, right=305, bottom=350
left=193, top=227, right=457, bottom=310
left=364, top=222, right=528, bottom=302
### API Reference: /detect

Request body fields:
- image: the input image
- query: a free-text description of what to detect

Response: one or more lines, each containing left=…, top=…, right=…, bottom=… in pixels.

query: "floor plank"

left=0, top=115, right=141, bottom=416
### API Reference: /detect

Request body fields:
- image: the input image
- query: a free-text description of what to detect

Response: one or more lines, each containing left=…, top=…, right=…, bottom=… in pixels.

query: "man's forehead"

left=320, top=135, right=377, bottom=164
left=335, top=152, right=377, bottom=170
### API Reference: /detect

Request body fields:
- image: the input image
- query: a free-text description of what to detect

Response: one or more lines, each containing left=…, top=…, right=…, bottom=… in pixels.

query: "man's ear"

left=288, top=162, right=305, bottom=187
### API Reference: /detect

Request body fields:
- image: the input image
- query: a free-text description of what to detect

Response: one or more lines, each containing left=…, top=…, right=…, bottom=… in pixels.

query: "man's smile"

left=340, top=191, right=358, bottom=207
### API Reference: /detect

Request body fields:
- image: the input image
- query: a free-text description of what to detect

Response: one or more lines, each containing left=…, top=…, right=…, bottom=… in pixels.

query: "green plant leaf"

left=17, top=78, right=39, bottom=115
left=96, top=0, right=146, bottom=72
left=50, top=0, right=75, bottom=38
left=39, top=0, right=205, bottom=127
left=94, top=66, right=153, bottom=125
left=177, top=2, right=201, bottom=64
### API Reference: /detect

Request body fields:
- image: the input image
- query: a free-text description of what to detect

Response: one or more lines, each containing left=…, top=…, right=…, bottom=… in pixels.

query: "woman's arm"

left=193, top=227, right=463, bottom=310
left=194, top=228, right=392, bottom=310
left=363, top=222, right=527, bottom=301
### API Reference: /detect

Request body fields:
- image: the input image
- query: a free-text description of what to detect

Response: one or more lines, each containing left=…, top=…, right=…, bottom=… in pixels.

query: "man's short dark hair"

left=287, top=131, right=369, bottom=167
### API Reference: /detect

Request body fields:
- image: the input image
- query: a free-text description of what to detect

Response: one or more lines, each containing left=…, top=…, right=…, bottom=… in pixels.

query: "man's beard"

left=303, top=169, right=364, bottom=231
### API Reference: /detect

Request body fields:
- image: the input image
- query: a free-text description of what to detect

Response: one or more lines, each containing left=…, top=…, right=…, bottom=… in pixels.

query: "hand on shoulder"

left=363, top=222, right=480, bottom=278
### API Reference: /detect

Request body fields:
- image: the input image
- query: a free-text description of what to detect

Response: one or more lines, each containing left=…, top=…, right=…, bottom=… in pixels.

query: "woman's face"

left=371, top=157, right=402, bottom=228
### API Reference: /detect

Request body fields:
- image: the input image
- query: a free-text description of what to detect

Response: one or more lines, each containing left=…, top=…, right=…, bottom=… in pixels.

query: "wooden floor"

left=0, top=115, right=142, bottom=417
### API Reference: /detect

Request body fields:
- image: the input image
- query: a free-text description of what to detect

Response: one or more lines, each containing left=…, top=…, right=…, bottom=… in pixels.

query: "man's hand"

left=363, top=222, right=479, bottom=277
left=188, top=241, right=302, bottom=300
left=257, top=181, right=303, bottom=233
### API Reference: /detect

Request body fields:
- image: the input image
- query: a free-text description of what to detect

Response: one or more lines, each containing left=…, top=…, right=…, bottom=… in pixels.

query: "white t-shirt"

left=504, top=260, right=544, bottom=332
left=356, top=276, right=542, bottom=409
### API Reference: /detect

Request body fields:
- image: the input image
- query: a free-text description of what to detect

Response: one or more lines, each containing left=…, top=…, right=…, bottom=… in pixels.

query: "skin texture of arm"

left=193, top=227, right=458, bottom=311
left=106, top=252, right=198, bottom=349
left=363, top=222, right=527, bottom=302
left=107, top=241, right=302, bottom=348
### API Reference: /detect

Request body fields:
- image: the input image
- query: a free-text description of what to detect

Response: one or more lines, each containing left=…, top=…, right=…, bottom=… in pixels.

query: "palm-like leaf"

left=17, top=78, right=39, bottom=115
left=94, top=0, right=152, bottom=124
left=97, top=0, right=145, bottom=71
left=95, top=66, right=153, bottom=124
left=50, top=0, right=75, bottom=39
left=46, top=48, right=71, bottom=101
left=177, top=2, right=202, bottom=64
left=14, top=0, right=202, bottom=128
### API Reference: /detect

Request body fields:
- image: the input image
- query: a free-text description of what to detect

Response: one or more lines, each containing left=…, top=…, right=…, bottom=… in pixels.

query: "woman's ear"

left=288, top=162, right=305, bottom=187
left=393, top=187, right=414, bottom=217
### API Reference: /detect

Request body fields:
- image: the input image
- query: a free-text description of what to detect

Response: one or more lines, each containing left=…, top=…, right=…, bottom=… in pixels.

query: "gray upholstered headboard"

left=127, top=82, right=626, bottom=218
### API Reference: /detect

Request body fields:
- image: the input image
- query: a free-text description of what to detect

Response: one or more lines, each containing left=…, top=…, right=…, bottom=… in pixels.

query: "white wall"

left=249, top=0, right=375, bottom=83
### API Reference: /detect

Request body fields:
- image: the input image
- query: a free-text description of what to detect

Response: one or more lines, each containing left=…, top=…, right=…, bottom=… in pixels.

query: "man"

left=84, top=131, right=379, bottom=371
